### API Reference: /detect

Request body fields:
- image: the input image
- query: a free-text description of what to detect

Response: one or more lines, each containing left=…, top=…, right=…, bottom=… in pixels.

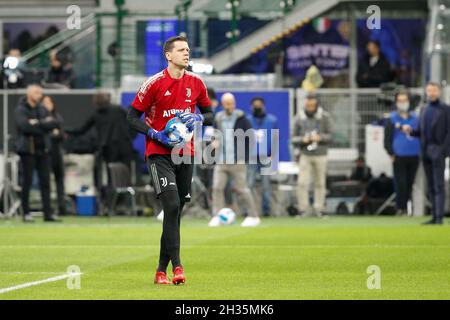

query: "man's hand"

left=147, top=127, right=182, bottom=148
left=29, top=119, right=39, bottom=125
left=311, top=134, right=321, bottom=143
left=301, top=136, right=311, bottom=144
left=176, top=111, right=204, bottom=132
left=401, top=124, right=412, bottom=134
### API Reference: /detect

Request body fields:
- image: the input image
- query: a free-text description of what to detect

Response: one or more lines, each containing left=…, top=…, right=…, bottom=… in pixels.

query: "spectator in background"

left=208, top=92, right=260, bottom=227
left=246, top=97, right=279, bottom=217
left=42, top=95, right=67, bottom=216
left=356, top=40, right=393, bottom=88
left=350, top=156, right=372, bottom=183
left=15, top=85, right=61, bottom=222
left=47, top=49, right=75, bottom=88
left=402, top=82, right=450, bottom=225
left=384, top=90, right=420, bottom=216
left=292, top=93, right=333, bottom=217
left=1, top=48, right=26, bottom=88
left=66, top=92, right=134, bottom=214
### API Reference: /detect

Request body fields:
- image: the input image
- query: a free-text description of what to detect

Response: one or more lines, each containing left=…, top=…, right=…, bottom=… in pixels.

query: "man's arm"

left=384, top=120, right=394, bottom=156
left=66, top=114, right=95, bottom=135
left=15, top=108, right=44, bottom=135
left=37, top=108, right=59, bottom=131
left=291, top=117, right=303, bottom=146
left=318, top=114, right=333, bottom=145
left=198, top=105, right=213, bottom=126
left=127, top=105, right=181, bottom=147
left=127, top=105, right=150, bottom=134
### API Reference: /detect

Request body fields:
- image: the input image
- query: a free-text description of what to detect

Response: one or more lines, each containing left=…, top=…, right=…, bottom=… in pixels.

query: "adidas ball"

left=165, top=117, right=194, bottom=147
left=218, top=208, right=236, bottom=225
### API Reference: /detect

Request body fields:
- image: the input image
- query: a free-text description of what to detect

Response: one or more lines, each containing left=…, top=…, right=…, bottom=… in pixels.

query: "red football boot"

left=172, top=266, right=186, bottom=285
left=154, top=271, right=171, bottom=285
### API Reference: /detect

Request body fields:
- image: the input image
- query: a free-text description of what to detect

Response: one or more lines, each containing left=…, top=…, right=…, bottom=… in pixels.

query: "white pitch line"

left=0, top=244, right=449, bottom=249
left=0, top=273, right=82, bottom=295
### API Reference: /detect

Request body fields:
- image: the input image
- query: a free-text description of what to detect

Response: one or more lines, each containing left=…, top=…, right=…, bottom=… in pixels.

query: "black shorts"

left=147, top=154, right=193, bottom=202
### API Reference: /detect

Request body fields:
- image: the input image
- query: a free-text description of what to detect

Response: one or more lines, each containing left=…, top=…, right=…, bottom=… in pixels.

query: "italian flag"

left=312, top=17, right=331, bottom=34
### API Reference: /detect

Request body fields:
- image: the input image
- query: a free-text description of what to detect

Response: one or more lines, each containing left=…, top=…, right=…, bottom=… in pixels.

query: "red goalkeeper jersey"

left=131, top=68, right=211, bottom=157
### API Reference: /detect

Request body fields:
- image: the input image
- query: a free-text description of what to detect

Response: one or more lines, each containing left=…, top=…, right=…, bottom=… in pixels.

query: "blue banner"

left=284, top=20, right=350, bottom=79
left=145, top=19, right=177, bottom=76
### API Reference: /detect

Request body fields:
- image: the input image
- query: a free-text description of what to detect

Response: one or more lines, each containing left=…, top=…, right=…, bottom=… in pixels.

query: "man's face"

left=305, top=99, right=318, bottom=114
left=166, top=41, right=190, bottom=69
left=221, top=96, right=236, bottom=114
left=42, top=97, right=54, bottom=112
left=27, top=86, right=43, bottom=107
left=426, top=85, right=441, bottom=102
left=367, top=42, right=379, bottom=57
left=252, top=100, right=265, bottom=113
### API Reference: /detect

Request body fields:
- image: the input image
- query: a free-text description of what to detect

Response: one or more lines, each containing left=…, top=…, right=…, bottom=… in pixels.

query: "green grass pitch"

left=0, top=216, right=449, bottom=300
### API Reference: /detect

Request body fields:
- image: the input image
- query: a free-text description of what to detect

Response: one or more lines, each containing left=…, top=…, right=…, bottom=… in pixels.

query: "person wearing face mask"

left=402, top=82, right=450, bottom=225
left=384, top=90, right=420, bottom=216
left=246, top=97, right=279, bottom=217
left=292, top=93, right=333, bottom=217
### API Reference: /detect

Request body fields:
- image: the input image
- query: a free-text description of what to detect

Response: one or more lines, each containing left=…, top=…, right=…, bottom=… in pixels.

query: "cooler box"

left=76, top=195, right=97, bottom=216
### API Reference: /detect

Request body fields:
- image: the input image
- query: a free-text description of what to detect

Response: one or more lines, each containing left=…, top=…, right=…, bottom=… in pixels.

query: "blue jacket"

left=247, top=113, right=278, bottom=158
left=412, top=100, right=450, bottom=160
left=384, top=111, right=420, bottom=157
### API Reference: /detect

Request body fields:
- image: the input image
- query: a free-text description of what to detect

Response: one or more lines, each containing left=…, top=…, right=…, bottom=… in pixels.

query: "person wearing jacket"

left=208, top=92, right=260, bottom=227
left=246, top=97, right=279, bottom=217
left=402, top=82, right=450, bottom=225
left=384, top=90, right=420, bottom=216
left=66, top=92, right=134, bottom=214
left=42, top=95, right=67, bottom=216
left=15, top=85, right=60, bottom=222
left=356, top=40, right=393, bottom=88
left=291, top=93, right=333, bottom=217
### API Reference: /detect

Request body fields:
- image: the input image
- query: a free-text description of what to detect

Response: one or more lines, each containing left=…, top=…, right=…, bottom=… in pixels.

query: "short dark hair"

left=368, top=40, right=381, bottom=49
left=251, top=97, right=265, bottom=105
left=306, top=92, right=317, bottom=100
left=395, top=89, right=410, bottom=102
left=163, top=36, right=188, bottom=56
left=427, top=81, right=441, bottom=89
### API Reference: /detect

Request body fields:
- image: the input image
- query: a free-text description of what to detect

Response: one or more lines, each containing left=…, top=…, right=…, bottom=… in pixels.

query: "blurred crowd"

left=11, top=79, right=449, bottom=226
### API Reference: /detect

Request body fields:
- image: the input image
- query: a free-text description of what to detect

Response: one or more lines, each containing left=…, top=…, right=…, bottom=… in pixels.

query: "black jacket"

left=15, top=97, right=58, bottom=155
left=213, top=109, right=254, bottom=163
left=356, top=54, right=393, bottom=88
left=48, top=112, right=65, bottom=155
left=412, top=100, right=450, bottom=160
left=66, top=105, right=132, bottom=150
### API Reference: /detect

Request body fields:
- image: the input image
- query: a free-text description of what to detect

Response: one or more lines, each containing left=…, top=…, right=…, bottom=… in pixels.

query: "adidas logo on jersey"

left=164, top=90, right=171, bottom=96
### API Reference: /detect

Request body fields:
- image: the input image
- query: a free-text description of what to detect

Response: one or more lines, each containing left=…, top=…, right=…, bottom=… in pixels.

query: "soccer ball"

left=218, top=208, right=236, bottom=225
left=165, top=117, right=194, bottom=147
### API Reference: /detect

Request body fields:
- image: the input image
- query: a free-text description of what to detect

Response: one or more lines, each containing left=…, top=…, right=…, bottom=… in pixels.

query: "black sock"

left=158, top=191, right=181, bottom=272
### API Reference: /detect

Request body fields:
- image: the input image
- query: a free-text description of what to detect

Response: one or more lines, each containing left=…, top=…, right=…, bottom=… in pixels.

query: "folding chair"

left=107, top=162, right=155, bottom=216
